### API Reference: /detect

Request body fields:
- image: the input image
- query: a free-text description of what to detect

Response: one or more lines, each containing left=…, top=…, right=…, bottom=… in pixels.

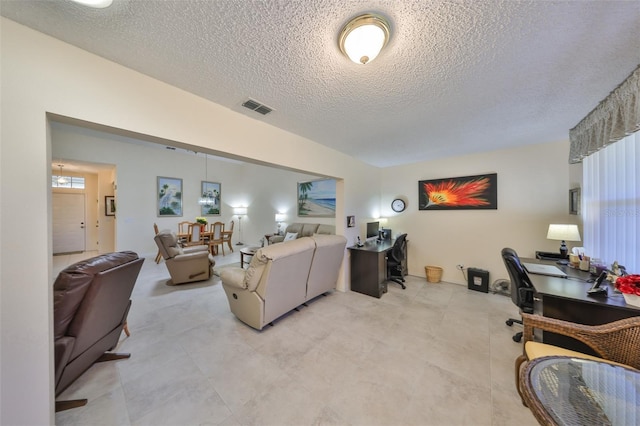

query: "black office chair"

left=386, top=233, right=407, bottom=289
left=501, top=247, right=535, bottom=342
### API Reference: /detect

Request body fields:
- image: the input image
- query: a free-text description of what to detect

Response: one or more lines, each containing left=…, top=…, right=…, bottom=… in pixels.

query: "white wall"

left=381, top=140, right=578, bottom=285
left=1, top=19, right=378, bottom=425
left=51, top=121, right=331, bottom=255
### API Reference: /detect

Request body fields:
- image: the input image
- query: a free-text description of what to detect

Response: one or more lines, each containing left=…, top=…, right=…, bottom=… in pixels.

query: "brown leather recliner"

left=53, top=251, right=144, bottom=411
left=154, top=230, right=215, bottom=285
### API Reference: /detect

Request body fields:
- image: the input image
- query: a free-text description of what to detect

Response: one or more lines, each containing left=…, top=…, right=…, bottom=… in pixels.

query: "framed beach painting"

left=297, top=178, right=336, bottom=217
left=157, top=176, right=183, bottom=216
left=419, top=173, right=497, bottom=210
left=201, top=181, right=221, bottom=216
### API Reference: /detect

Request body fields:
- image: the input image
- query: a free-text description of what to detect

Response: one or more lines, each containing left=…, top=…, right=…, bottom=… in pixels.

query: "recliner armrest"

left=219, top=267, right=247, bottom=289
left=173, top=251, right=210, bottom=262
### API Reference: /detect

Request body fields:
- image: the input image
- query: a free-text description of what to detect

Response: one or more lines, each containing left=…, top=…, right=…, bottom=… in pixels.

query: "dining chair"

left=177, top=221, right=191, bottom=244
left=208, top=221, right=225, bottom=255
left=221, top=220, right=234, bottom=253
left=153, top=223, right=163, bottom=263
left=184, top=223, right=206, bottom=247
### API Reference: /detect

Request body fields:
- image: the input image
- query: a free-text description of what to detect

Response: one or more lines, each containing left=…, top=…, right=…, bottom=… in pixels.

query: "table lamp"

left=546, top=224, right=581, bottom=263
left=275, top=213, right=286, bottom=235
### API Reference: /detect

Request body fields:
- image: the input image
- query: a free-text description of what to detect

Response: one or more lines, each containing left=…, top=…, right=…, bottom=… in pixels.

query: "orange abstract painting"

left=419, top=173, right=497, bottom=210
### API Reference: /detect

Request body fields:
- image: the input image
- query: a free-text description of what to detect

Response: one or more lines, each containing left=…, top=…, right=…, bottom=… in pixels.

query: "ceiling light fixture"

left=339, top=14, right=390, bottom=65
left=57, top=164, right=68, bottom=185
left=69, top=0, right=113, bottom=8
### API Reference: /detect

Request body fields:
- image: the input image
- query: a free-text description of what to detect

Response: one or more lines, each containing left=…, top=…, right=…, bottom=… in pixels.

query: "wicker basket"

left=425, top=266, right=443, bottom=283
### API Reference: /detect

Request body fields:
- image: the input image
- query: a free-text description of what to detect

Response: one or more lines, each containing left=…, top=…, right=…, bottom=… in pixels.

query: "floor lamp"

left=234, top=207, right=247, bottom=245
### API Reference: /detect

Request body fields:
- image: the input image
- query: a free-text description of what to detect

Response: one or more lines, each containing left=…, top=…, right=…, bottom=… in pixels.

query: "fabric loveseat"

left=268, top=222, right=335, bottom=244
left=220, top=234, right=347, bottom=330
left=154, top=230, right=216, bottom=285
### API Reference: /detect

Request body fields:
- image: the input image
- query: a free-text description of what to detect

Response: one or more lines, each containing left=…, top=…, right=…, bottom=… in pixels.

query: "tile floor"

left=53, top=248, right=538, bottom=426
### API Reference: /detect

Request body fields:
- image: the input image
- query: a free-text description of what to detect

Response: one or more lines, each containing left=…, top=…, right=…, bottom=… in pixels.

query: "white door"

left=53, top=193, right=86, bottom=254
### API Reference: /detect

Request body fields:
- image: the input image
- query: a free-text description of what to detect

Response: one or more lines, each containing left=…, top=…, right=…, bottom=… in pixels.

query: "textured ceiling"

left=2, top=0, right=640, bottom=167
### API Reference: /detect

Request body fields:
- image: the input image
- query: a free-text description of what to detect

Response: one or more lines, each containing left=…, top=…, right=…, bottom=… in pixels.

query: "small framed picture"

left=569, top=188, right=580, bottom=215
left=105, top=196, right=116, bottom=216
left=347, top=215, right=355, bottom=228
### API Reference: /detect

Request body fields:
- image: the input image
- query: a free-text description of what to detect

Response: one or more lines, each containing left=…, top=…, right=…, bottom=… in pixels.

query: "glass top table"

left=520, top=356, right=640, bottom=426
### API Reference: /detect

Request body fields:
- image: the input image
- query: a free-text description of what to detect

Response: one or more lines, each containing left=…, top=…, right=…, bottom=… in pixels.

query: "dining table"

left=520, top=355, right=640, bottom=426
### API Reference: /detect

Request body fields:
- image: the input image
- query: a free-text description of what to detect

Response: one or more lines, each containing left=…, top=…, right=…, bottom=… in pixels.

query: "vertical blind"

left=583, top=131, right=639, bottom=272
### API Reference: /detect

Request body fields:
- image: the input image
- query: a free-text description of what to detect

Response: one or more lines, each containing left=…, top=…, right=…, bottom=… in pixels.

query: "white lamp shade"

left=275, top=213, right=286, bottom=222
left=234, top=207, right=247, bottom=216
left=339, top=14, right=390, bottom=65
left=547, top=224, right=581, bottom=242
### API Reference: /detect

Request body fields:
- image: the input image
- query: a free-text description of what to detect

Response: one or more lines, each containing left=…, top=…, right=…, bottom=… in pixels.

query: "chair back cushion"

left=316, top=224, right=335, bottom=235
left=501, top=247, right=534, bottom=308
left=306, top=235, right=347, bottom=300
left=53, top=251, right=142, bottom=340
left=154, top=230, right=183, bottom=259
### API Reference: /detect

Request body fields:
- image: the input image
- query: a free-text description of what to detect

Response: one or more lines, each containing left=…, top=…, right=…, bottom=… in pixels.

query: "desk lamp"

left=547, top=224, right=581, bottom=264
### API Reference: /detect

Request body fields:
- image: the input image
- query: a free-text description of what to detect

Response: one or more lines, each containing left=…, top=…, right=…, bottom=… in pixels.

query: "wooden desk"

left=523, top=258, right=640, bottom=353
left=348, top=240, right=407, bottom=298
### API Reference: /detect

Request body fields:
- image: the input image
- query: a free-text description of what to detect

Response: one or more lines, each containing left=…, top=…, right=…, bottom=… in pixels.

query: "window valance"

left=569, top=65, right=640, bottom=163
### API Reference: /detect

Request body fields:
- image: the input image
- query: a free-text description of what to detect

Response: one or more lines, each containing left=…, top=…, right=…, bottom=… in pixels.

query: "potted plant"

left=195, top=216, right=208, bottom=231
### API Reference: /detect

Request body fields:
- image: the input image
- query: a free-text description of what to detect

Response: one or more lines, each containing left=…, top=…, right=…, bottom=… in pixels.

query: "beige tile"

left=54, top=252, right=537, bottom=426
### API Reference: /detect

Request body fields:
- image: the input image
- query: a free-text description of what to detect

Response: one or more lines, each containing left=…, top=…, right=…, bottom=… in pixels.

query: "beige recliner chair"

left=220, top=237, right=316, bottom=330
left=154, top=230, right=215, bottom=285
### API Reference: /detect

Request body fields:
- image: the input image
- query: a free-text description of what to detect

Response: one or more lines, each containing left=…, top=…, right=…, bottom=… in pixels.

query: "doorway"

left=52, top=192, right=86, bottom=254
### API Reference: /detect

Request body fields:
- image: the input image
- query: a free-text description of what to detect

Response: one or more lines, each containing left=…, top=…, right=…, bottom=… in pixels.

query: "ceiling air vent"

left=242, top=99, right=273, bottom=116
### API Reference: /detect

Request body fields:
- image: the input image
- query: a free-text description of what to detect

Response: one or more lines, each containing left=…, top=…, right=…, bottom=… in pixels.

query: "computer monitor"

left=366, top=221, right=379, bottom=241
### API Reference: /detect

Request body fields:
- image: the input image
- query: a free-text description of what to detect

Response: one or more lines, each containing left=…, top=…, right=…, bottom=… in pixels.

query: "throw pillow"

left=283, top=232, right=298, bottom=242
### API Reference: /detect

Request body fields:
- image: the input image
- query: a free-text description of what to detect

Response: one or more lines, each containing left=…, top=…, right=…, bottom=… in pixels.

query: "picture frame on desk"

left=569, top=188, right=580, bottom=215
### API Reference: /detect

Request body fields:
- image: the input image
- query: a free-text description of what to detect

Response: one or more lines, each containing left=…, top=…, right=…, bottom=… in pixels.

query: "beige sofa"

left=154, top=230, right=215, bottom=285
left=220, top=234, right=347, bottom=330
left=268, top=222, right=335, bottom=244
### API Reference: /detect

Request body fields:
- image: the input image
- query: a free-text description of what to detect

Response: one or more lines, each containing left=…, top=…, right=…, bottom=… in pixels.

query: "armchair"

left=154, top=230, right=215, bottom=285
left=514, top=313, right=640, bottom=401
left=53, top=251, right=143, bottom=411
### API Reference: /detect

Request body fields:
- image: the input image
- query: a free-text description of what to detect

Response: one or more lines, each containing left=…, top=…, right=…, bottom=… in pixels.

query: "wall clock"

left=391, top=198, right=406, bottom=213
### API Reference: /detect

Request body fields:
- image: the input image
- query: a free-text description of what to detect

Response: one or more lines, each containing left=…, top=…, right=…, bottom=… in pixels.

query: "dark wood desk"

left=523, top=258, right=640, bottom=353
left=348, top=240, right=407, bottom=298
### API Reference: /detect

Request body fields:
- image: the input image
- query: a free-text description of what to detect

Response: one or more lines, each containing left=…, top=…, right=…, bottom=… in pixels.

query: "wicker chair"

left=515, top=312, right=640, bottom=402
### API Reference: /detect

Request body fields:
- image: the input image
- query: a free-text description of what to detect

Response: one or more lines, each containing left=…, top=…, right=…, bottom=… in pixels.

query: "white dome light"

left=339, top=14, right=390, bottom=65
left=70, top=0, right=113, bottom=9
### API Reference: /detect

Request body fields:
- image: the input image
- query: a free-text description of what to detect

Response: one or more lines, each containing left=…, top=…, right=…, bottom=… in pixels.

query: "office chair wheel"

left=506, top=319, right=514, bottom=326
left=512, top=332, right=523, bottom=343
left=400, top=283, right=406, bottom=289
